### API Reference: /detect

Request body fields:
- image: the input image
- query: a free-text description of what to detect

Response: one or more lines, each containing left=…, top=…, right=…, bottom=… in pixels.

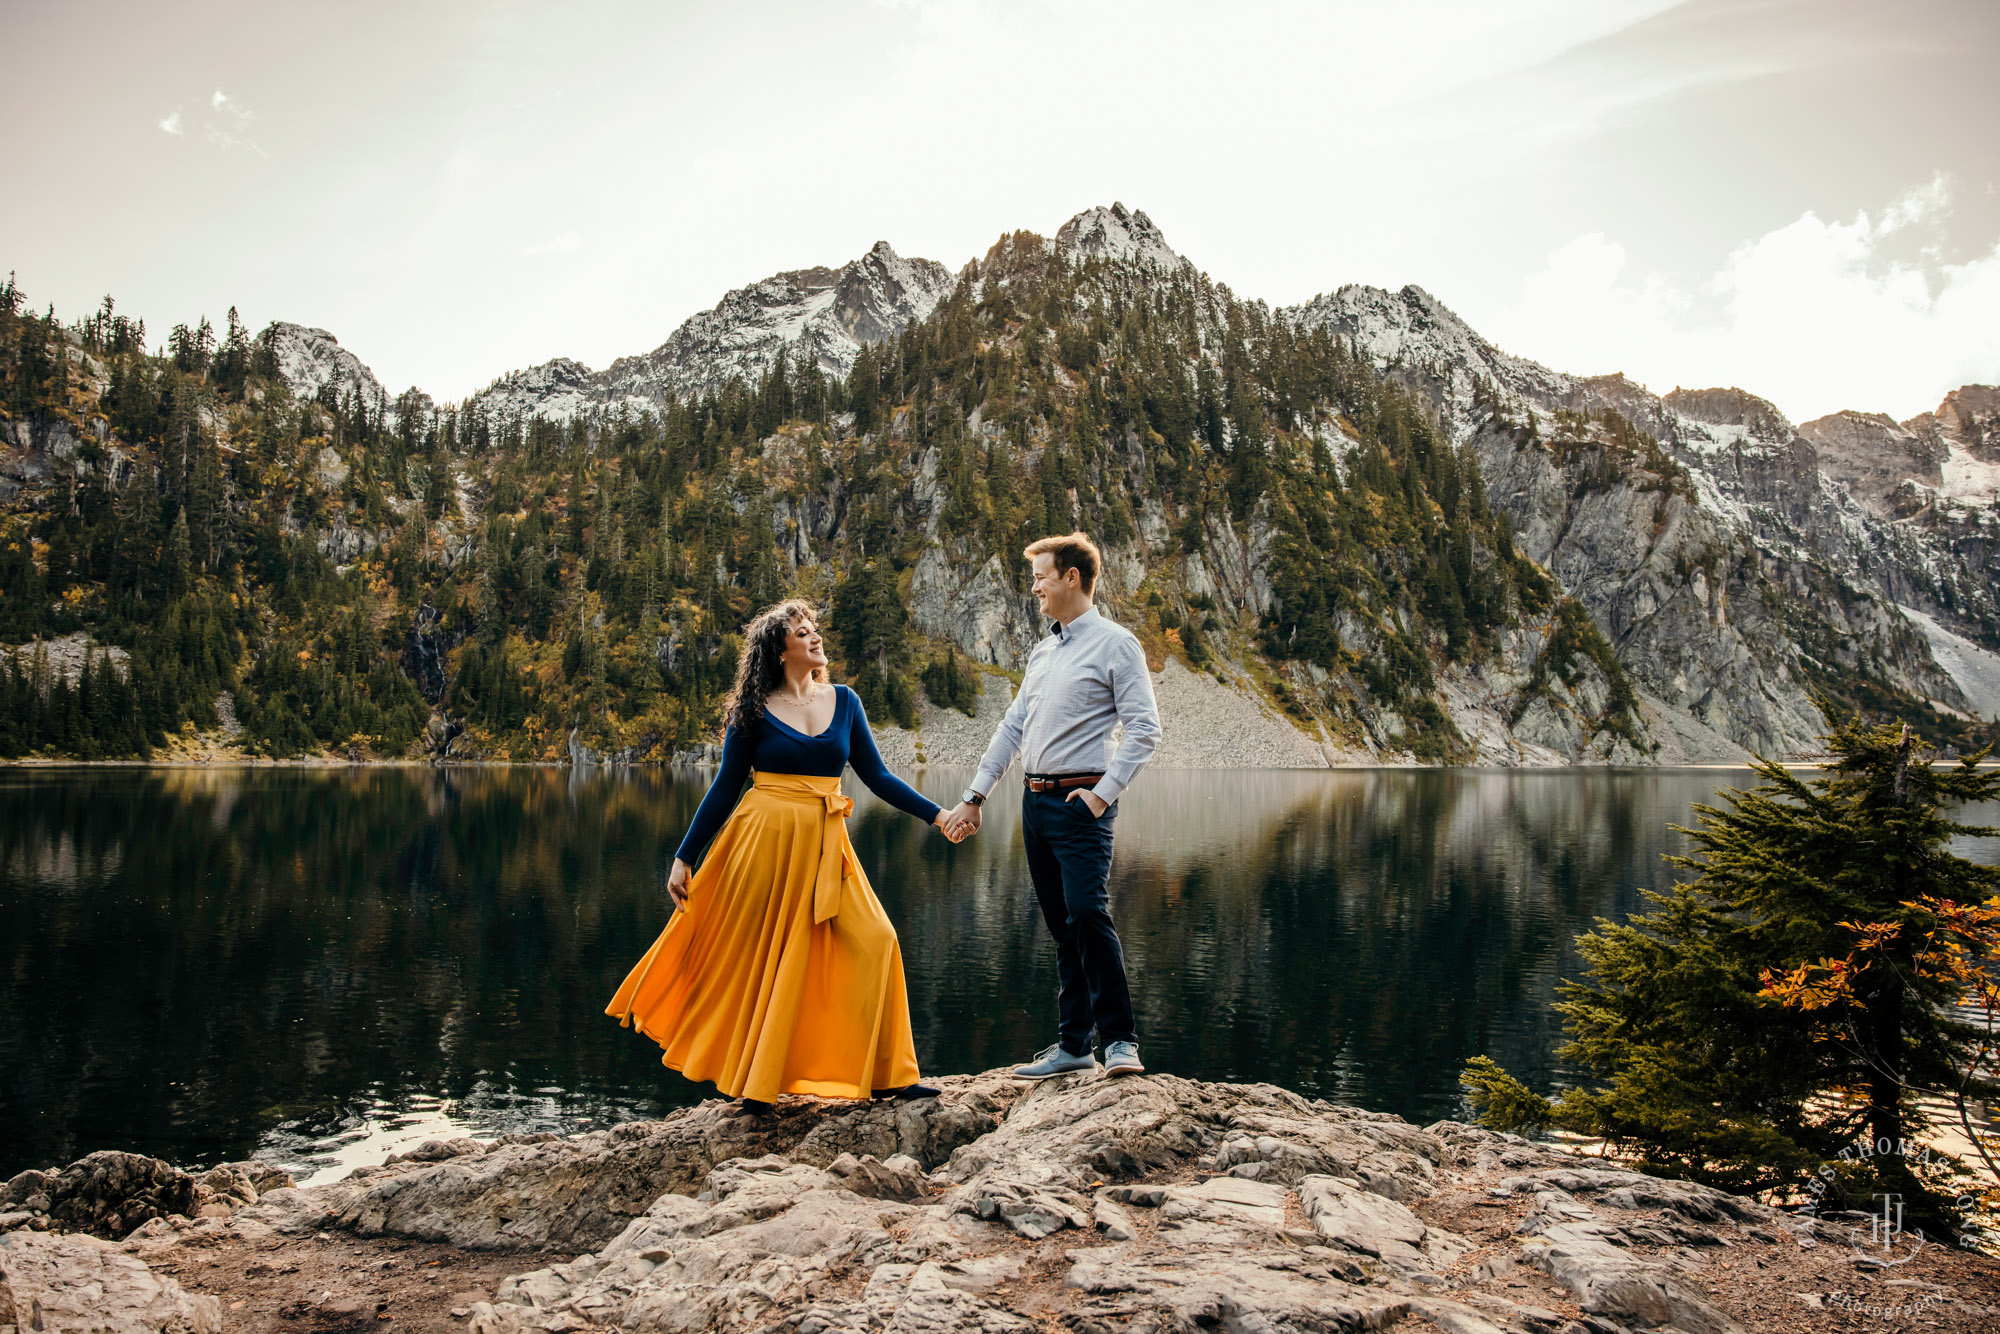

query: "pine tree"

left=921, top=646, right=978, bottom=716
left=1462, top=715, right=2000, bottom=1238
left=0, top=650, right=24, bottom=756
left=214, top=306, right=251, bottom=398
left=166, top=508, right=193, bottom=596
left=13, top=308, right=51, bottom=411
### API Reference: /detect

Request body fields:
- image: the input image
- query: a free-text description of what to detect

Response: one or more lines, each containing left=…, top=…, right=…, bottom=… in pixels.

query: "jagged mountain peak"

left=1798, top=409, right=1947, bottom=516
left=470, top=357, right=597, bottom=423
left=1292, top=283, right=1574, bottom=407
left=1055, top=202, right=1178, bottom=270
left=259, top=321, right=386, bottom=408
left=827, top=240, right=950, bottom=345
left=467, top=240, right=955, bottom=423
left=1306, top=284, right=1491, bottom=362
left=1917, top=384, right=2000, bottom=462
left=1661, top=387, right=1795, bottom=444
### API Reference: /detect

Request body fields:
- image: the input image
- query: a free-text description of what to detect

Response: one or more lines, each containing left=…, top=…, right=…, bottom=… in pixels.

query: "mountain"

left=468, top=241, right=955, bottom=423
left=257, top=322, right=388, bottom=408
left=467, top=204, right=1176, bottom=425
left=1053, top=201, right=1179, bottom=270
left=3, top=205, right=1996, bottom=767
left=1291, top=283, right=2000, bottom=733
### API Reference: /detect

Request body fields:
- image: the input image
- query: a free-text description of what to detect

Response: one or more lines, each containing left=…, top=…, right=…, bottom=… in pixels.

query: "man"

left=945, top=531, right=1162, bottom=1079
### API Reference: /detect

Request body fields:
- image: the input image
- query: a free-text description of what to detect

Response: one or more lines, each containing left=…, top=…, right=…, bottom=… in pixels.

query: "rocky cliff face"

left=1288, top=281, right=2000, bottom=741
left=1798, top=410, right=1946, bottom=518
left=1921, top=385, right=2000, bottom=469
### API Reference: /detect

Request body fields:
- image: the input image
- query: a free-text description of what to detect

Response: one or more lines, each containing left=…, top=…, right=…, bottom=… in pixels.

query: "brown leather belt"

left=1025, top=772, right=1104, bottom=793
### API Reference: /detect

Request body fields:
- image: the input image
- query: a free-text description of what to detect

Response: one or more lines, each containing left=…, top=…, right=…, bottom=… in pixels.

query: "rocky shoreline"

left=5, top=1069, right=1998, bottom=1333
left=0, top=657, right=1781, bottom=773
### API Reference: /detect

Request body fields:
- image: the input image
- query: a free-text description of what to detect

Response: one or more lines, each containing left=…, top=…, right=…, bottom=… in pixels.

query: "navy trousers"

left=1020, top=786, right=1136, bottom=1056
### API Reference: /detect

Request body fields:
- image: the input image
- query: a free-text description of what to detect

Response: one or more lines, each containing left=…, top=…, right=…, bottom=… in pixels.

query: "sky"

left=2, top=0, right=1995, bottom=424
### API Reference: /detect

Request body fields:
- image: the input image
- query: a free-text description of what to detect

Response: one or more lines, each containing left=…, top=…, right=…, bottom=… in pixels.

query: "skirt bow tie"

left=814, top=791, right=860, bottom=923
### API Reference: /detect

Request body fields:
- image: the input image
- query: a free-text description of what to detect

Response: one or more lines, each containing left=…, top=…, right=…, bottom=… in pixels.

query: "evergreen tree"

left=834, top=558, right=916, bottom=728
left=213, top=306, right=251, bottom=397
left=921, top=646, right=978, bottom=716
left=165, top=508, right=193, bottom=596
left=1462, top=716, right=2000, bottom=1239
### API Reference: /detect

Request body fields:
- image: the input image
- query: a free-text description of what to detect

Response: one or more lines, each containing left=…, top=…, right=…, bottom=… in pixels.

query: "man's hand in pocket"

left=1066, top=789, right=1108, bottom=818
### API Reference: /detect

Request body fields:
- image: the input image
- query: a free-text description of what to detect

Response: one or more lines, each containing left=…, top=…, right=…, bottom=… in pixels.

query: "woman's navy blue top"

left=675, top=684, right=942, bottom=866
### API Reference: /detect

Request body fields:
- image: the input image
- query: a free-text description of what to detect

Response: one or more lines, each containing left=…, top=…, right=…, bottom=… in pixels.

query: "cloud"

left=157, top=110, right=183, bottom=135
left=520, top=231, right=585, bottom=259
left=203, top=89, right=265, bottom=155
left=1486, top=177, right=2000, bottom=422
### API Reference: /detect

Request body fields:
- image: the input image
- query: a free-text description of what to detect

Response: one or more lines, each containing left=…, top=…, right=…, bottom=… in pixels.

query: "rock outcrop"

left=1054, top=201, right=1180, bottom=271
left=1798, top=410, right=1947, bottom=518
left=1915, top=385, right=2000, bottom=468
left=7, top=1071, right=1998, bottom=1331
left=0, top=1230, right=221, bottom=1333
left=262, top=1071, right=1926, bottom=1332
left=257, top=321, right=388, bottom=408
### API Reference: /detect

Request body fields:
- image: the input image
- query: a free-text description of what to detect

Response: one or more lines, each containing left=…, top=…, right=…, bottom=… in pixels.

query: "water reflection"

left=862, top=768, right=1705, bottom=1126
left=3, top=764, right=1987, bottom=1178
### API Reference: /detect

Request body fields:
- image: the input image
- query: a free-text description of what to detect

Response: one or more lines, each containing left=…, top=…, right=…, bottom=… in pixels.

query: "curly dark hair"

left=720, top=599, right=829, bottom=741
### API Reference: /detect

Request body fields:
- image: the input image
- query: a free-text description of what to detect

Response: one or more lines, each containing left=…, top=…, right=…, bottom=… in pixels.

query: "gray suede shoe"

left=1012, top=1043, right=1098, bottom=1080
left=1103, top=1041, right=1144, bottom=1077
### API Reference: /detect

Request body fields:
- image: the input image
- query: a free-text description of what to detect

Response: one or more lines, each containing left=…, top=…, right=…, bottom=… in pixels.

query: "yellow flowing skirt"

left=605, top=771, right=922, bottom=1101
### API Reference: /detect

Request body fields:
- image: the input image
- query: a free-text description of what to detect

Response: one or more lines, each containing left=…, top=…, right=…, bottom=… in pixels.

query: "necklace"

left=772, top=682, right=818, bottom=709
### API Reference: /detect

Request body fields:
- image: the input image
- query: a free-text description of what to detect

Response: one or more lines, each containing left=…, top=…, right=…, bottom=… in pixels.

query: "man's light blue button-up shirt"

left=969, top=605, right=1162, bottom=807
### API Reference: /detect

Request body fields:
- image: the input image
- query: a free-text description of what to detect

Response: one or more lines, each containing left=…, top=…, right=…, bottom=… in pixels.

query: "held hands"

left=667, top=857, right=692, bottom=909
left=937, top=801, right=982, bottom=843
left=1066, top=789, right=1109, bottom=818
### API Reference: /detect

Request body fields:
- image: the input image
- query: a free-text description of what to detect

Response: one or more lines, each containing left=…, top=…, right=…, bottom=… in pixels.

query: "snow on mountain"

left=250, top=203, right=1995, bottom=681
left=467, top=242, right=955, bottom=424
left=1286, top=278, right=1996, bottom=715
left=258, top=322, right=387, bottom=407
left=1906, top=385, right=2000, bottom=507
left=467, top=357, right=597, bottom=425
left=1797, top=410, right=1947, bottom=517
left=1901, top=606, right=2000, bottom=721
left=601, top=240, right=954, bottom=402
left=1054, top=202, right=1179, bottom=271
left=1290, top=284, right=1578, bottom=414
left=1283, top=283, right=1988, bottom=582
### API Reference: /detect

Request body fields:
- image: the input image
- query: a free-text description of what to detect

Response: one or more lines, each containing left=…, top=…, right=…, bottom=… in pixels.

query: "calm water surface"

left=3, top=765, right=1992, bottom=1181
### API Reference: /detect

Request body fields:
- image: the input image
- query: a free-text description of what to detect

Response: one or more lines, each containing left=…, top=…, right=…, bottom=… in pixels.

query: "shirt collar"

left=1049, top=605, right=1101, bottom=640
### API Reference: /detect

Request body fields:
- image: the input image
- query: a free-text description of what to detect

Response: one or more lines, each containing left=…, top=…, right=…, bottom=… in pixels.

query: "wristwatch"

left=961, top=789, right=985, bottom=807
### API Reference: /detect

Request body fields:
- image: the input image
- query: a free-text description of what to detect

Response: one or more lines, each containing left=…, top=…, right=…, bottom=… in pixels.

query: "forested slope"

left=1, top=207, right=1992, bottom=764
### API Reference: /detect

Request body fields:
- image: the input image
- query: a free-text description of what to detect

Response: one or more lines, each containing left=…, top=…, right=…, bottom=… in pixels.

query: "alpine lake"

left=4, top=763, right=1996, bottom=1184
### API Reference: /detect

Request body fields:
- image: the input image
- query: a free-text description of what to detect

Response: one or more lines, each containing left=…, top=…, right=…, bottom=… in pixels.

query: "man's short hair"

left=1024, top=531, right=1102, bottom=594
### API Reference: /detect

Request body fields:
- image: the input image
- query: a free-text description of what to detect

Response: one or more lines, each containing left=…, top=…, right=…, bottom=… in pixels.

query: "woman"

left=606, top=598, right=961, bottom=1116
